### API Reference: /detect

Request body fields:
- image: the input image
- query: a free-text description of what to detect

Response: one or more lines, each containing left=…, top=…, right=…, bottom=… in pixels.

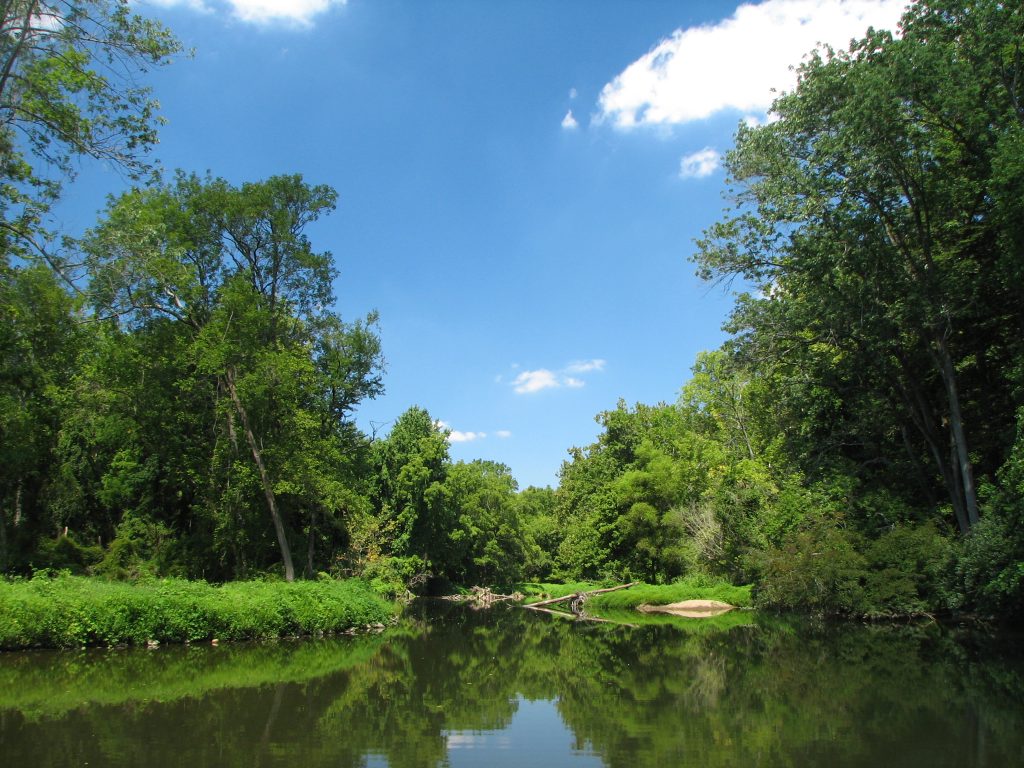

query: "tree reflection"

left=1, top=605, right=1022, bottom=768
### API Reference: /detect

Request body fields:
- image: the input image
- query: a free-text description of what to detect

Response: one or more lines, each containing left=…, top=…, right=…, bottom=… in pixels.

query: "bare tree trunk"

left=305, top=507, right=317, bottom=579
left=896, top=360, right=970, bottom=533
left=935, top=338, right=980, bottom=528
left=0, top=503, right=7, bottom=572
left=224, top=368, right=295, bottom=582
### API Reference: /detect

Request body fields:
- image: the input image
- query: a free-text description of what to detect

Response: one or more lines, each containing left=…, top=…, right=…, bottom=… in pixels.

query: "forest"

left=2, top=0, right=1023, bottom=622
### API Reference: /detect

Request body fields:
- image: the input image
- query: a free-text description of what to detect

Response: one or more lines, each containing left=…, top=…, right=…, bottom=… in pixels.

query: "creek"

left=1, top=602, right=1021, bottom=766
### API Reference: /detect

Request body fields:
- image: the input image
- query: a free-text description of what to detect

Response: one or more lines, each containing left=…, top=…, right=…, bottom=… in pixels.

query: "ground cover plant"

left=0, top=573, right=395, bottom=650
left=518, top=576, right=753, bottom=614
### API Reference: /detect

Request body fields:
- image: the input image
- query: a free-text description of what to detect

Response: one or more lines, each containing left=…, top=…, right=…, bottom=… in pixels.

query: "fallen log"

left=524, top=582, right=639, bottom=612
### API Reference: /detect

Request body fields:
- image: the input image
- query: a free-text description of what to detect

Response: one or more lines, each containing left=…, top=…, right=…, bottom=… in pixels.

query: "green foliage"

left=29, top=535, right=103, bottom=574
left=746, top=516, right=869, bottom=615
left=367, top=406, right=451, bottom=579
left=748, top=516, right=957, bottom=617
left=695, top=0, right=1024, bottom=536
left=443, top=460, right=529, bottom=587
left=956, top=409, right=1024, bottom=619
left=0, top=573, right=395, bottom=650
left=0, top=0, right=182, bottom=258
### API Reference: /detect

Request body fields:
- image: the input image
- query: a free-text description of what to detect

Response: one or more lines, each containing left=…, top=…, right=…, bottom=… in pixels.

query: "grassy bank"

left=519, top=576, right=754, bottom=615
left=0, top=574, right=396, bottom=650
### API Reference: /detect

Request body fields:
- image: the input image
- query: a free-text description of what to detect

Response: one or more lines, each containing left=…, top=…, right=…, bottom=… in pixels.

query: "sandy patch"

left=636, top=599, right=736, bottom=618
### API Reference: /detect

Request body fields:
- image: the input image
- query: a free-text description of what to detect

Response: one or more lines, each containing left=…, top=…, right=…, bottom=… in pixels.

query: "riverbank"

left=0, top=574, right=396, bottom=650
left=517, top=576, right=754, bottom=617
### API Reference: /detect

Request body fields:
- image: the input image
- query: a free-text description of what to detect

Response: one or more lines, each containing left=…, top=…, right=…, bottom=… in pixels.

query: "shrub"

left=0, top=574, right=395, bottom=649
left=747, top=516, right=868, bottom=615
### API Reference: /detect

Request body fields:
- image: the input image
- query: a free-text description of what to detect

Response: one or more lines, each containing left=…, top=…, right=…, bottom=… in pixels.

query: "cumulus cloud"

left=679, top=147, right=721, bottom=179
left=564, top=359, right=607, bottom=374
left=495, top=430, right=513, bottom=439
left=561, top=110, right=579, bottom=130
left=513, top=369, right=561, bottom=394
left=597, top=0, right=905, bottom=128
left=436, top=420, right=489, bottom=443
left=511, top=359, right=607, bottom=395
left=150, top=0, right=345, bottom=26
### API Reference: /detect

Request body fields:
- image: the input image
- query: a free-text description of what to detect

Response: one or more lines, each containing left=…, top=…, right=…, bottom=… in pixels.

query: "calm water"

left=1, top=603, right=1022, bottom=767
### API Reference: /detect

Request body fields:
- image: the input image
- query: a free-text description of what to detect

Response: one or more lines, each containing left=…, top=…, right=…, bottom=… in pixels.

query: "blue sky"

left=58, top=0, right=906, bottom=489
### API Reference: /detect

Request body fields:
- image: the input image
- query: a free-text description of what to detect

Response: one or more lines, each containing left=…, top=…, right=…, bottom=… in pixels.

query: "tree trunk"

left=0, top=503, right=7, bottom=573
left=223, top=368, right=295, bottom=582
left=935, top=337, right=980, bottom=528
left=305, top=507, right=317, bottom=579
left=896, top=358, right=970, bottom=533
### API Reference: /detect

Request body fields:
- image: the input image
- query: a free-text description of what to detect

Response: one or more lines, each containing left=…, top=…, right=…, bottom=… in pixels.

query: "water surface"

left=1, top=603, right=1021, bottom=767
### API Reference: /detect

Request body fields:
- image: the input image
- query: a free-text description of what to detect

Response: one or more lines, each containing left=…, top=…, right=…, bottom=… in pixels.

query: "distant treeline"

left=2, top=0, right=1022, bottom=620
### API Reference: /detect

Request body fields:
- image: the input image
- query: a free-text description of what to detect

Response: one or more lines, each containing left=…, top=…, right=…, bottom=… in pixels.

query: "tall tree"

left=0, top=0, right=180, bottom=265
left=695, top=0, right=1024, bottom=533
left=83, top=173, right=383, bottom=580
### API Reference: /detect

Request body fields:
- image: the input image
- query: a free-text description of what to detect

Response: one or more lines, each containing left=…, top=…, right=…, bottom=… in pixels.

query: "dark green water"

left=1, top=603, right=1022, bottom=767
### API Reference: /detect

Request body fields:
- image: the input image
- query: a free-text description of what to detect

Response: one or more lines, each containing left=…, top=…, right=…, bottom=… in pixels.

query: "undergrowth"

left=0, top=573, right=396, bottom=650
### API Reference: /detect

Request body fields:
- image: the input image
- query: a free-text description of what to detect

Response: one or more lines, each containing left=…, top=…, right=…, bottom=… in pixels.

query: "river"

left=1, top=602, right=1021, bottom=766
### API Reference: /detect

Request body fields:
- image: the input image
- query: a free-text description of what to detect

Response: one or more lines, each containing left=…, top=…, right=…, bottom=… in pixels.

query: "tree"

left=0, top=259, right=84, bottom=569
left=443, top=460, right=526, bottom=586
left=82, top=173, right=383, bottom=580
left=0, top=0, right=181, bottom=264
left=369, top=406, right=451, bottom=579
left=695, top=0, right=1024, bottom=533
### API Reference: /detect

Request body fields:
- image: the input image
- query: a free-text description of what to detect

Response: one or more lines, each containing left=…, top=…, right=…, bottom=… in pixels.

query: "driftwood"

left=443, top=586, right=523, bottom=608
left=523, top=582, right=639, bottom=616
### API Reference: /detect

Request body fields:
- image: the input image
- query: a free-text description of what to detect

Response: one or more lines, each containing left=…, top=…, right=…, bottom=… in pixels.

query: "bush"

left=863, top=523, right=955, bottom=617
left=747, top=516, right=868, bottom=615
left=749, top=516, right=958, bottom=618
left=956, top=413, right=1024, bottom=621
left=0, top=573, right=396, bottom=650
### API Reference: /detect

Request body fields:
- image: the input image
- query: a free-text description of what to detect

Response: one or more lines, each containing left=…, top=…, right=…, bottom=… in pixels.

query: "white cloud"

left=679, top=147, right=721, bottom=179
left=564, top=359, right=606, bottom=374
left=569, top=88, right=578, bottom=100
left=495, top=430, right=512, bottom=439
left=449, top=430, right=485, bottom=443
left=597, top=0, right=905, bottom=128
left=513, top=369, right=561, bottom=394
left=561, top=110, right=579, bottom=130
left=436, top=420, right=488, bottom=443
left=150, top=0, right=345, bottom=26
left=511, top=360, right=607, bottom=395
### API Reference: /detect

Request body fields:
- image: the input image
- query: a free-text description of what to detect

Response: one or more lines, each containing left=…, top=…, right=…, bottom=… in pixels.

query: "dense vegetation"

left=1, top=0, right=1022, bottom=621
left=0, top=573, right=394, bottom=649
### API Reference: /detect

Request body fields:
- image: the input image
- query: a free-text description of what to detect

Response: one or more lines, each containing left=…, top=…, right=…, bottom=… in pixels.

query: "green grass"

left=516, top=576, right=753, bottom=612
left=587, top=576, right=753, bottom=612
left=0, top=573, right=397, bottom=650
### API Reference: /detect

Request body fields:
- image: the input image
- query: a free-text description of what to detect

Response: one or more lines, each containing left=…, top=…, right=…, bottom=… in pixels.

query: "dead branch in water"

left=523, top=582, right=639, bottom=613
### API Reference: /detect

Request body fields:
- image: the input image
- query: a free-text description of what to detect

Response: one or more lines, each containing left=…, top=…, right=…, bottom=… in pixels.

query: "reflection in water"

left=1, top=602, right=1022, bottom=767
